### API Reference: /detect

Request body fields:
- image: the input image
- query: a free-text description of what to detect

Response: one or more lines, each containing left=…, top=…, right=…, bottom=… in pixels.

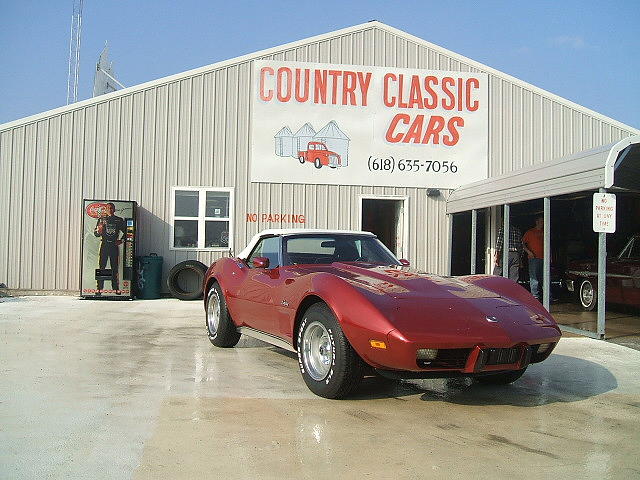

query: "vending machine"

left=81, top=199, right=137, bottom=299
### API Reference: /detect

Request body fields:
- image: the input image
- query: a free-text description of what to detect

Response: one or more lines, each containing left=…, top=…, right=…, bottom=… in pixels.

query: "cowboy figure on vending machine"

left=94, top=203, right=126, bottom=294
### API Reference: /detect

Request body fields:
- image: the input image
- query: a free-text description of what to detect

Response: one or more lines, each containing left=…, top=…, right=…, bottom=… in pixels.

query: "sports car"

left=203, top=229, right=561, bottom=399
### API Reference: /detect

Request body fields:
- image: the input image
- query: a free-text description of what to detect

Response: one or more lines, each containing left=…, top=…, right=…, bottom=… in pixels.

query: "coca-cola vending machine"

left=81, top=199, right=137, bottom=299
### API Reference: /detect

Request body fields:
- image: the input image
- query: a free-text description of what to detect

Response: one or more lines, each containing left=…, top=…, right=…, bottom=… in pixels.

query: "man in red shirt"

left=522, top=216, right=544, bottom=301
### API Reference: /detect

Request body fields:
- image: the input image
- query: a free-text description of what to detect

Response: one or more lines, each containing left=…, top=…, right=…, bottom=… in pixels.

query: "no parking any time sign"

left=593, top=193, right=616, bottom=233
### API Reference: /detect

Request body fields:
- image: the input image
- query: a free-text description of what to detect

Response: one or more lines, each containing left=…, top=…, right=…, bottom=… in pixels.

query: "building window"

left=170, top=186, right=233, bottom=250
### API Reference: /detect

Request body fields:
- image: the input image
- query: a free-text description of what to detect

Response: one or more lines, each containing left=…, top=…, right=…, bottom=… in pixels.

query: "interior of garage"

left=448, top=137, right=640, bottom=341
left=451, top=191, right=640, bottom=339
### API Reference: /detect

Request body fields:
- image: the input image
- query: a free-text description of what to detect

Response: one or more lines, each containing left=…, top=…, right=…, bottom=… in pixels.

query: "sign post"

left=593, top=191, right=615, bottom=339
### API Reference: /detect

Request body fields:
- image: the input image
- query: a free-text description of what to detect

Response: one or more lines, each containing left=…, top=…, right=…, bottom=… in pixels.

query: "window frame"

left=169, top=186, right=234, bottom=251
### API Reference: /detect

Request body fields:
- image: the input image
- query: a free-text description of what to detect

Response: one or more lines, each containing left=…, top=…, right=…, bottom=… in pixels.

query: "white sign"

left=593, top=193, right=616, bottom=233
left=250, top=60, right=488, bottom=189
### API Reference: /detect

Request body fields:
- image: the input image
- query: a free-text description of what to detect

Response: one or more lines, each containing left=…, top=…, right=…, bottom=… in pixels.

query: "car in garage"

left=565, top=233, right=640, bottom=310
left=203, top=229, right=561, bottom=398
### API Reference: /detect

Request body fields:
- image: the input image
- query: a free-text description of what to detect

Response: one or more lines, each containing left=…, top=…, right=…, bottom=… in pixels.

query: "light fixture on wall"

left=426, top=189, right=441, bottom=197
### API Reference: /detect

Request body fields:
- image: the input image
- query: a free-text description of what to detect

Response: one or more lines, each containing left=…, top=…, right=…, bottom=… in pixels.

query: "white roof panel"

left=446, top=136, right=640, bottom=213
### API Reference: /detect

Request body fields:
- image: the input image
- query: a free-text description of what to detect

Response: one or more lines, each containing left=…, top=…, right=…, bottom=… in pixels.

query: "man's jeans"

left=529, top=258, right=543, bottom=299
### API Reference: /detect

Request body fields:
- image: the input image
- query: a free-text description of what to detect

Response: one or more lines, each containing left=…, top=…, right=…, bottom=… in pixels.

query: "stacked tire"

left=167, top=260, right=207, bottom=300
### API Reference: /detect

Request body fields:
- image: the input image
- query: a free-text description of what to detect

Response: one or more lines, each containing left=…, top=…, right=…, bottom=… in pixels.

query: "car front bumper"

left=361, top=327, right=560, bottom=376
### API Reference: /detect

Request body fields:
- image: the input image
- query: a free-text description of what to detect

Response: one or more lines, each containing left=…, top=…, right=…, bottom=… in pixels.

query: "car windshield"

left=282, top=234, right=400, bottom=266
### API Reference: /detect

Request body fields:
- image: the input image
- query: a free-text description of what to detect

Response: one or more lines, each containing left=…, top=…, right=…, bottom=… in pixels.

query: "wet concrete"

left=1, top=296, right=640, bottom=479
left=552, top=301, right=640, bottom=350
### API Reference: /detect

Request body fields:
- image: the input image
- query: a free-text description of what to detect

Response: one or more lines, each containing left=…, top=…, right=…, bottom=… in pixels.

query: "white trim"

left=169, top=186, right=234, bottom=252
left=605, top=135, right=640, bottom=188
left=2, top=21, right=638, bottom=134
left=358, top=194, right=410, bottom=259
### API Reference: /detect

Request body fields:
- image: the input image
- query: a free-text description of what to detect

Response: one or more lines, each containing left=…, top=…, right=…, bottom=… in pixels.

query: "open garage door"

left=447, top=136, right=640, bottom=339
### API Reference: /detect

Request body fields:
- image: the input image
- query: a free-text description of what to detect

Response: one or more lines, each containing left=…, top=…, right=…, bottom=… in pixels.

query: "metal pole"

left=502, top=204, right=510, bottom=278
left=543, top=197, right=551, bottom=310
left=597, top=188, right=607, bottom=338
left=471, top=209, right=477, bottom=274
left=447, top=214, right=453, bottom=276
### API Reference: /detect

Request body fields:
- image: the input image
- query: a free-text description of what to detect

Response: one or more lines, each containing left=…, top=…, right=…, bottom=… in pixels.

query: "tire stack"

left=167, top=260, right=208, bottom=300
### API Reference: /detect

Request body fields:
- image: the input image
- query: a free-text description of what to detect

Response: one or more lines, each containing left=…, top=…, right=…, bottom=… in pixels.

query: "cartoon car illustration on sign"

left=202, top=229, right=561, bottom=399
left=298, top=141, right=342, bottom=169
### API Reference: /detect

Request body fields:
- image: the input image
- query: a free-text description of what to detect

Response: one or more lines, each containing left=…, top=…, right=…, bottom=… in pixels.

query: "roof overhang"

left=446, top=135, right=640, bottom=214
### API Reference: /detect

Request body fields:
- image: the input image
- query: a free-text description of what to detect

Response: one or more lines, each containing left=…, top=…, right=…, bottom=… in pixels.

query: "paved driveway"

left=1, top=296, right=639, bottom=479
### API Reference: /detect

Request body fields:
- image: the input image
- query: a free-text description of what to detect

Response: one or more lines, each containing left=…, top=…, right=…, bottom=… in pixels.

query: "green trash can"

left=137, top=254, right=163, bottom=299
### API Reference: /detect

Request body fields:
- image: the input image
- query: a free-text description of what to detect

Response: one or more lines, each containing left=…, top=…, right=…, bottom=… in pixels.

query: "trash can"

left=136, top=254, right=163, bottom=299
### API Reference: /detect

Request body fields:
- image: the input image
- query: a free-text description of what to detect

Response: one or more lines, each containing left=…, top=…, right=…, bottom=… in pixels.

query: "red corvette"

left=203, top=230, right=561, bottom=398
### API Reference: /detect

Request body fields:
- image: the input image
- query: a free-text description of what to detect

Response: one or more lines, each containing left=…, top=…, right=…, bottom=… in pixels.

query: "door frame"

left=358, top=195, right=409, bottom=260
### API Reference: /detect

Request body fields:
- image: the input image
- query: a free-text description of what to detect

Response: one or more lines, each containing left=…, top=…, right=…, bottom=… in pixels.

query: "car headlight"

left=537, top=343, right=553, bottom=354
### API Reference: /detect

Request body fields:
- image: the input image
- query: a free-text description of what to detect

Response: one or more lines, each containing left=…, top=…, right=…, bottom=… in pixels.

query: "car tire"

left=314, top=158, right=322, bottom=169
left=476, top=368, right=526, bottom=385
left=299, top=156, right=305, bottom=164
left=297, top=303, right=364, bottom=399
left=578, top=279, right=597, bottom=311
left=205, top=282, right=240, bottom=347
left=167, top=260, right=207, bottom=300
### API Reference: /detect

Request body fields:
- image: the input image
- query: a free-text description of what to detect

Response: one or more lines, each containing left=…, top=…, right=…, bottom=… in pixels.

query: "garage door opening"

left=451, top=209, right=487, bottom=275
left=360, top=197, right=407, bottom=258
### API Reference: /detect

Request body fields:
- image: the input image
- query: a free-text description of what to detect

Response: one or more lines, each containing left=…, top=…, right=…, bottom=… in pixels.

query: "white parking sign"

left=593, top=193, right=616, bottom=233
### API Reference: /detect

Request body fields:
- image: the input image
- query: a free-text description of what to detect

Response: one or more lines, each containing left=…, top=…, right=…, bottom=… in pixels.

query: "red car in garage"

left=203, top=230, right=561, bottom=398
left=565, top=233, right=640, bottom=310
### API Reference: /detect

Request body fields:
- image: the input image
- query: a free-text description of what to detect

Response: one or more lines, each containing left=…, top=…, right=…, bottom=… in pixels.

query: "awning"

left=447, top=135, right=640, bottom=214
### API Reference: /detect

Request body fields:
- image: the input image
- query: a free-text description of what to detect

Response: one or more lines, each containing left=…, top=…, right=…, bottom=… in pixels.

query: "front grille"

left=417, top=348, right=471, bottom=369
left=483, top=347, right=520, bottom=366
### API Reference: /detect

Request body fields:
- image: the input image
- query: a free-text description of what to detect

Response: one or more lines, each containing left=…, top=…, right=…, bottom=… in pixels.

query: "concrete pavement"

left=1, top=296, right=639, bottom=479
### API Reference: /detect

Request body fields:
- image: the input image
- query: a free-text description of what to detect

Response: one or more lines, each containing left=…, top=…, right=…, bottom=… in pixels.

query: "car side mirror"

left=252, top=257, right=270, bottom=269
left=399, top=259, right=410, bottom=266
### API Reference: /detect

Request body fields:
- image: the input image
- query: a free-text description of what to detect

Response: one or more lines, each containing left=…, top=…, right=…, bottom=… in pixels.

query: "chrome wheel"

left=301, top=320, right=333, bottom=381
left=579, top=279, right=596, bottom=310
left=206, top=288, right=221, bottom=336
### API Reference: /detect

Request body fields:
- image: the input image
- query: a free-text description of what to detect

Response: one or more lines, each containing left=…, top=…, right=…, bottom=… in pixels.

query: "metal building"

left=0, top=21, right=637, bottom=294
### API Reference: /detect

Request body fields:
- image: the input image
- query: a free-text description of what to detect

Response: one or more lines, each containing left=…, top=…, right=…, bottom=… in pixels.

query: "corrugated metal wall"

left=0, top=25, right=636, bottom=291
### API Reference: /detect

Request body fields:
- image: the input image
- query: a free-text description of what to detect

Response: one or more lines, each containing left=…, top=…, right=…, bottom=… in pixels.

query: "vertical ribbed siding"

left=0, top=25, right=636, bottom=291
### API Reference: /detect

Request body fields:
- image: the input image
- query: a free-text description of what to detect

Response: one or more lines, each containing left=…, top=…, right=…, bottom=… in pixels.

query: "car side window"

left=247, top=237, right=280, bottom=269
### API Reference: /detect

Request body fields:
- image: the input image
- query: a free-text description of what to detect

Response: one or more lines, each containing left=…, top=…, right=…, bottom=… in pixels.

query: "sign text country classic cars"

left=250, top=60, right=488, bottom=189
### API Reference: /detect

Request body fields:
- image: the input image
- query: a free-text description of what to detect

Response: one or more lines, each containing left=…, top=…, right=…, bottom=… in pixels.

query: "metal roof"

left=446, top=135, right=640, bottom=214
left=2, top=21, right=639, bottom=134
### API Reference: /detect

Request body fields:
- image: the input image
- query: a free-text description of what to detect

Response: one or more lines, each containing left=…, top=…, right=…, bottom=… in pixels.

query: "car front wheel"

left=314, top=158, right=322, bottom=169
left=297, top=303, right=364, bottom=398
left=206, top=282, right=240, bottom=347
left=578, top=279, right=597, bottom=311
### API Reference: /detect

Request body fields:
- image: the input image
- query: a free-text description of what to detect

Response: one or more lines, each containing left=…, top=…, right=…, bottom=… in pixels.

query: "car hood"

left=301, top=263, right=500, bottom=300
left=296, top=263, right=557, bottom=340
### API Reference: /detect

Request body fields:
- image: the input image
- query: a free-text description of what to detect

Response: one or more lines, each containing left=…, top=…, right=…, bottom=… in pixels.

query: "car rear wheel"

left=476, top=368, right=526, bottom=385
left=578, top=279, right=597, bottom=311
left=206, top=282, right=240, bottom=347
left=314, top=158, right=322, bottom=169
left=299, top=156, right=305, bottom=164
left=297, top=303, right=364, bottom=399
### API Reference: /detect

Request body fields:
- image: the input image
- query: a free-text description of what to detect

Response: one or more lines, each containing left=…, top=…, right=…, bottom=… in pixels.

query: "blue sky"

left=1, top=0, right=638, bottom=128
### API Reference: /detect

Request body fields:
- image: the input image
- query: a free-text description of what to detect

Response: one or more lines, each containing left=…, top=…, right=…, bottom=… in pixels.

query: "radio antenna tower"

left=66, top=0, right=84, bottom=104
